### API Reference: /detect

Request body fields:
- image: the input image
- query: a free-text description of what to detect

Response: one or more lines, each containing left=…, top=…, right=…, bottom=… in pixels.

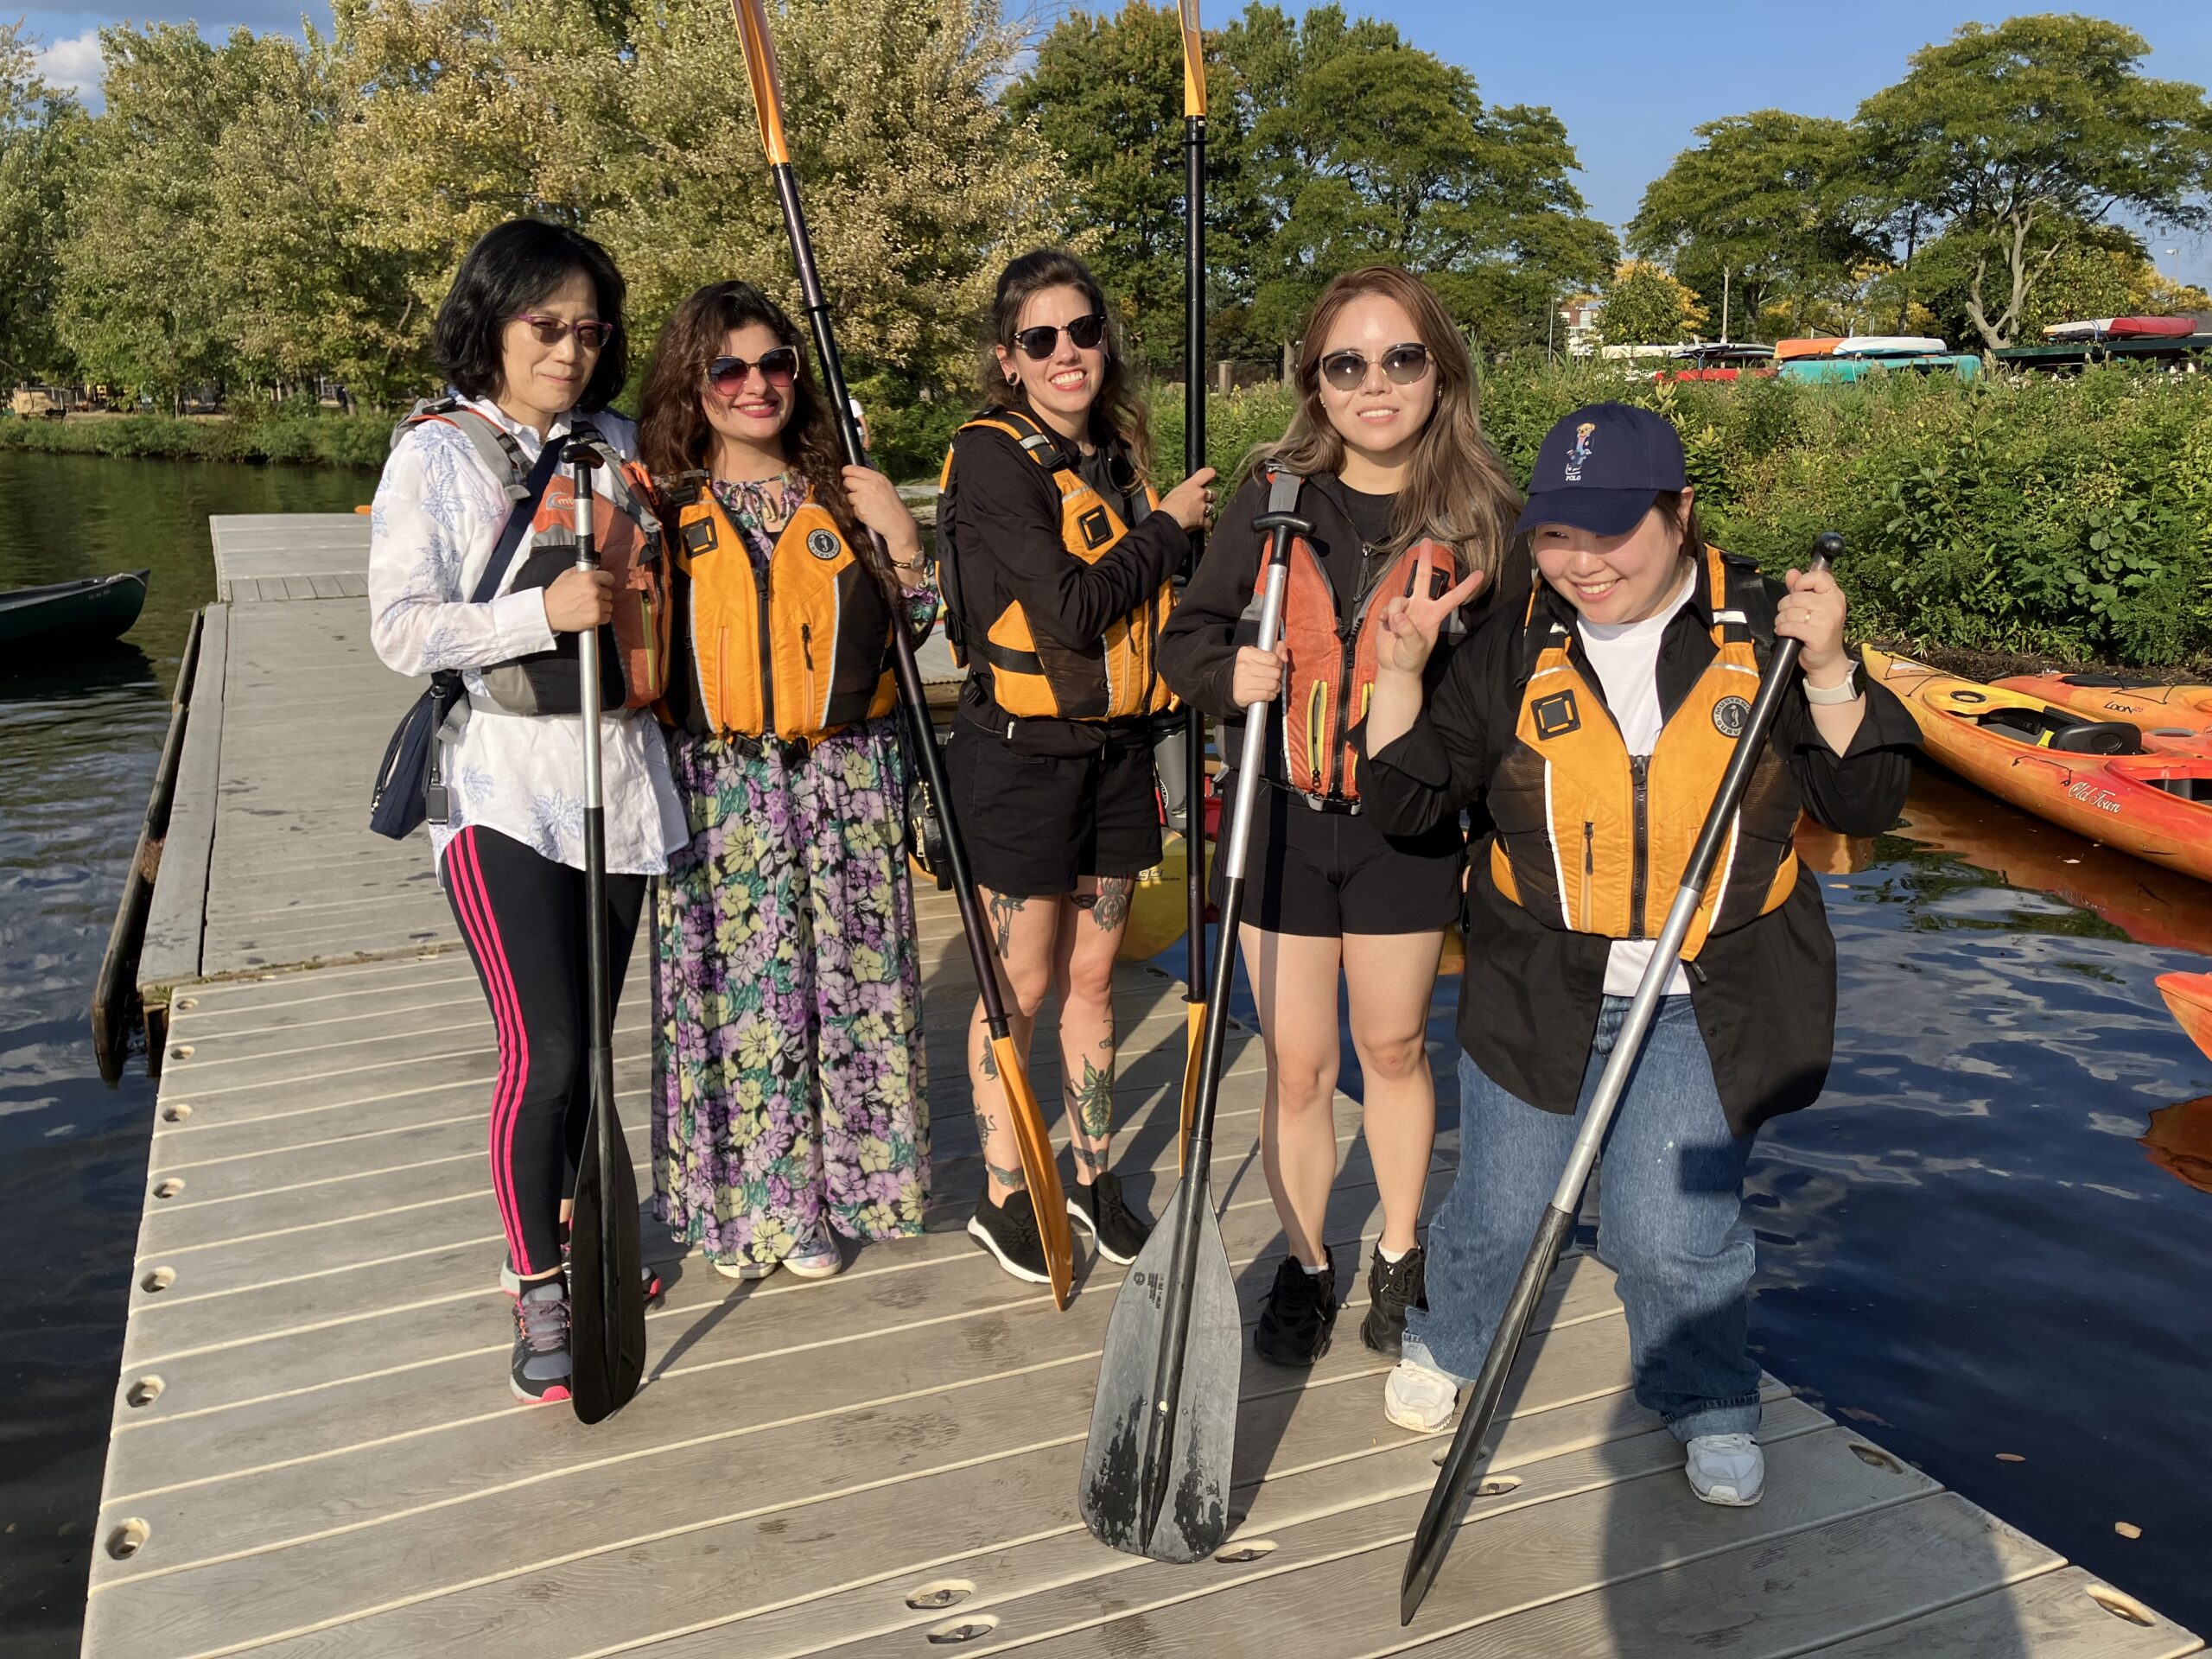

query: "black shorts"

left=946, top=722, right=1163, bottom=899
left=1220, top=776, right=1464, bottom=938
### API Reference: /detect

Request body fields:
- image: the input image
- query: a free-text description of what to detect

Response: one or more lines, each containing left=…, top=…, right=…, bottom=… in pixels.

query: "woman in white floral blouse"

left=367, top=219, right=686, bottom=1406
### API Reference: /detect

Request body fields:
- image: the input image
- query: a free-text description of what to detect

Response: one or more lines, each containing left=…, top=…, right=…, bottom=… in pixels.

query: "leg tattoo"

left=1067, top=1057, right=1115, bottom=1140
left=988, top=1160, right=1028, bottom=1192
left=1090, top=876, right=1134, bottom=932
left=988, top=890, right=1026, bottom=957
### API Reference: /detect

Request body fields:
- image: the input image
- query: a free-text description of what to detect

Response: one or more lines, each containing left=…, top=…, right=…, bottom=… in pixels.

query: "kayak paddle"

left=565, top=447, right=649, bottom=1424
left=729, top=0, right=1074, bottom=1307
left=1398, top=531, right=1844, bottom=1621
left=1079, top=471, right=1313, bottom=1561
left=1177, top=0, right=1210, bottom=1169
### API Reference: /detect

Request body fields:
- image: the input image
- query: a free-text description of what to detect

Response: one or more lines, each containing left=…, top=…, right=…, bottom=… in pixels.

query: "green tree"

left=1599, top=259, right=1706, bottom=346
left=0, top=24, right=85, bottom=384
left=1006, top=2, right=1264, bottom=373
left=1855, top=15, right=2212, bottom=348
left=1629, top=111, right=1872, bottom=339
left=1221, top=3, right=1613, bottom=353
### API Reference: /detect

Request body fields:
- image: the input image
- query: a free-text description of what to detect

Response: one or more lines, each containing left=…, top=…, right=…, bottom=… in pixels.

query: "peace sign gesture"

left=1374, top=543, right=1486, bottom=677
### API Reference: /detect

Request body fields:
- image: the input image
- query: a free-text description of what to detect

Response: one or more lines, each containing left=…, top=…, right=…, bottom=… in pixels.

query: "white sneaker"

left=710, top=1253, right=774, bottom=1281
left=1383, top=1357, right=1461, bottom=1433
left=1685, top=1433, right=1764, bottom=1506
left=783, top=1224, right=844, bottom=1280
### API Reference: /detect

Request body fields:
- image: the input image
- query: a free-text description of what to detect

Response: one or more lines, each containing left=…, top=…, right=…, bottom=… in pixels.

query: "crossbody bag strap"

left=467, top=432, right=569, bottom=606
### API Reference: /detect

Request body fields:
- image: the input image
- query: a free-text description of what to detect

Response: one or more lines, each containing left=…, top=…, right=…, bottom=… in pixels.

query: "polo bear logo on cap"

left=1563, top=421, right=1596, bottom=482
left=806, top=528, right=840, bottom=560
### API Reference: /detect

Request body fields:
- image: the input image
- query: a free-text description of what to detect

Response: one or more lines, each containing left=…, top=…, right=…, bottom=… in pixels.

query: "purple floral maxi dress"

left=652, top=474, right=931, bottom=1268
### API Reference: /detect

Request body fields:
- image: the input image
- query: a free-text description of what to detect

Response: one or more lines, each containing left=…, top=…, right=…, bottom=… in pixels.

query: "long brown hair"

left=978, top=248, right=1153, bottom=474
left=637, top=281, right=890, bottom=594
left=1253, top=265, right=1521, bottom=582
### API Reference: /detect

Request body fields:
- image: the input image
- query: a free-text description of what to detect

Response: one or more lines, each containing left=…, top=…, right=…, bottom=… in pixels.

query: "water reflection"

left=2143, top=1096, right=2212, bottom=1197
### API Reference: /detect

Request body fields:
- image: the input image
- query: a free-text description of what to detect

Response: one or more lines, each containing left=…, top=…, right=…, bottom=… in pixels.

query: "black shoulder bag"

left=369, top=435, right=567, bottom=839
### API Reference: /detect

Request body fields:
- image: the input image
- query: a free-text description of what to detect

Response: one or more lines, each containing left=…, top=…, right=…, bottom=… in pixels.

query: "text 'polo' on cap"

left=1513, top=403, right=1688, bottom=539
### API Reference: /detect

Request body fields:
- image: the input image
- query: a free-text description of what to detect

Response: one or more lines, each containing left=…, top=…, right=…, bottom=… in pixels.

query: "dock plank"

left=138, top=604, right=228, bottom=1001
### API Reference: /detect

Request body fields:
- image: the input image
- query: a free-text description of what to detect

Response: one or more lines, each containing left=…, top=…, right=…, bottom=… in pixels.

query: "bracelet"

left=1802, top=664, right=1861, bottom=705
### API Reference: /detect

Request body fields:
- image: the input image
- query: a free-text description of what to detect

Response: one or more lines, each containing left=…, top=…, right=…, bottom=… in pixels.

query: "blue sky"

left=25, top=0, right=2212, bottom=291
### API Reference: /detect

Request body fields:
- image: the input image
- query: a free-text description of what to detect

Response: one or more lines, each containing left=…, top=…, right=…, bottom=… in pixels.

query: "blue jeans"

left=1404, top=995, right=1762, bottom=1442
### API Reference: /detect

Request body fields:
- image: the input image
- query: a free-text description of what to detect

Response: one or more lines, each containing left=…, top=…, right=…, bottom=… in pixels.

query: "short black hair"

left=431, top=219, right=629, bottom=412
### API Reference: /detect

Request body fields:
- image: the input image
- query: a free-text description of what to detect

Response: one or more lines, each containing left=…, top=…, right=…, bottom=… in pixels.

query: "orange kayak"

left=1865, top=648, right=2212, bottom=883
left=1993, top=673, right=2212, bottom=753
left=2158, top=972, right=2212, bottom=1064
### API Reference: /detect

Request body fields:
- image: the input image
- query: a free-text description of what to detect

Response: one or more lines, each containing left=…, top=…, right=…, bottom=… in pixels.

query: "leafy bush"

left=0, top=409, right=389, bottom=468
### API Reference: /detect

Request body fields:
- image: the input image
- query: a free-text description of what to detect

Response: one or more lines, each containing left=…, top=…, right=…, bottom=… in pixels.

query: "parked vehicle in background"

left=10, top=385, right=84, bottom=420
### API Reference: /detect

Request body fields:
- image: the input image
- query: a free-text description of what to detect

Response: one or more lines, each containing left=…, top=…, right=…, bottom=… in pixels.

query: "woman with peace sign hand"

left=1159, top=266, right=1526, bottom=1371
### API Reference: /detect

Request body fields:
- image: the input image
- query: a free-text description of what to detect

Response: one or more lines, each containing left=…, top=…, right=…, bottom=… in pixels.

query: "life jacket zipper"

left=800, top=621, right=815, bottom=671
left=1580, top=821, right=1594, bottom=931
left=757, top=570, right=775, bottom=740
left=1328, top=618, right=1357, bottom=797
left=1630, top=755, right=1650, bottom=938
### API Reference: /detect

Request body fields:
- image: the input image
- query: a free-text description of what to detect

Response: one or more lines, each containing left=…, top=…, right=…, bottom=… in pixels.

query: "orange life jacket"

left=1255, top=474, right=1461, bottom=804
left=936, top=407, right=1174, bottom=722
left=666, top=485, right=899, bottom=741
left=1485, top=543, right=1799, bottom=955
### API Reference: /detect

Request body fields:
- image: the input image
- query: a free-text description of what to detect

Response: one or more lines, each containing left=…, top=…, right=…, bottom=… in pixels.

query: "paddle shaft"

left=1135, top=500, right=1304, bottom=1545
left=1182, top=107, right=1208, bottom=1012
left=571, top=460, right=615, bottom=1169
left=761, top=166, right=1015, bottom=1043
left=1400, top=534, right=1840, bottom=1624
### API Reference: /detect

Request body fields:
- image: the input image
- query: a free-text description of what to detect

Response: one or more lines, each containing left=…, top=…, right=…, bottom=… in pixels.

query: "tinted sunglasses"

left=1013, top=313, right=1108, bottom=359
left=705, top=348, right=800, bottom=395
left=512, top=314, right=614, bottom=351
left=1319, top=342, right=1433, bottom=391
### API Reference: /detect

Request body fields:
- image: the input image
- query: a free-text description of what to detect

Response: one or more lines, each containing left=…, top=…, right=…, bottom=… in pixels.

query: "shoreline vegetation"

left=7, top=363, right=2209, bottom=674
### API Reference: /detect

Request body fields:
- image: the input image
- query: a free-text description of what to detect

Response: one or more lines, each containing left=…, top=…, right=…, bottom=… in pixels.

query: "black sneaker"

left=1360, top=1243, right=1427, bottom=1357
left=1068, top=1169, right=1152, bottom=1264
left=968, top=1188, right=1052, bottom=1284
left=508, top=1277, right=574, bottom=1404
left=1254, top=1248, right=1338, bottom=1367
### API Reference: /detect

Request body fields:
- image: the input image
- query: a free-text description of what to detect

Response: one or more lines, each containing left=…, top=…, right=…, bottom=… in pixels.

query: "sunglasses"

left=1319, top=342, right=1433, bottom=392
left=705, top=348, right=800, bottom=396
left=1012, top=313, right=1109, bottom=360
left=512, top=314, right=613, bottom=352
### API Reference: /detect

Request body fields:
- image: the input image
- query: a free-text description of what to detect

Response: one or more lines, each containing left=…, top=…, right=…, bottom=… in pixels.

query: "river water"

left=1, top=447, right=2208, bottom=1649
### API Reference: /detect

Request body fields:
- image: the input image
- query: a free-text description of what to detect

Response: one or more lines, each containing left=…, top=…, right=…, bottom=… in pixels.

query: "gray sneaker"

left=508, top=1278, right=573, bottom=1404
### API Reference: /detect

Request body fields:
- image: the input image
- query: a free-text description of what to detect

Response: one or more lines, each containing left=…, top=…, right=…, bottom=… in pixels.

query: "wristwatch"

left=1802, top=661, right=1861, bottom=705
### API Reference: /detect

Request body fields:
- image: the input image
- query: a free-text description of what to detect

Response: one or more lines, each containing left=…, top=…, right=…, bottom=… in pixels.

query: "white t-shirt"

left=1574, top=569, right=1698, bottom=997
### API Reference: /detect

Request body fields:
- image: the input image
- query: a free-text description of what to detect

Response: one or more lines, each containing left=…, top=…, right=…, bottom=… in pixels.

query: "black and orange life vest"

left=1485, top=544, right=1799, bottom=956
left=665, top=485, right=899, bottom=741
left=937, top=407, right=1174, bottom=722
left=1253, top=474, right=1462, bottom=804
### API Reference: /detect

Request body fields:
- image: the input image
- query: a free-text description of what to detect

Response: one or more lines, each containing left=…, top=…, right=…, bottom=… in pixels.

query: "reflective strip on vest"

left=950, top=412, right=1175, bottom=722
left=673, top=490, right=898, bottom=741
left=1486, top=544, right=1799, bottom=956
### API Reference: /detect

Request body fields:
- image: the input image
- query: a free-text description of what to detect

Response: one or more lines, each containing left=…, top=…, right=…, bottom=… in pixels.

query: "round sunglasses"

left=1012, top=313, right=1108, bottom=360
left=511, top=314, right=614, bottom=352
left=705, top=348, right=800, bottom=396
left=1318, top=342, right=1433, bottom=392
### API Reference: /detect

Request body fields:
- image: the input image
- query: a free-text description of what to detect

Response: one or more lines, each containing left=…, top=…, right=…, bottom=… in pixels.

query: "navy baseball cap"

left=1514, top=403, right=1686, bottom=537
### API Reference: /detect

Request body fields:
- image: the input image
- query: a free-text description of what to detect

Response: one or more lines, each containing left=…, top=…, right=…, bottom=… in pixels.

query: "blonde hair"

left=1251, top=265, right=1521, bottom=582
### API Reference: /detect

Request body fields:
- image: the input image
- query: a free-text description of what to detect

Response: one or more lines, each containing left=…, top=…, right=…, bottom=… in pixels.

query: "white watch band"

left=1802, top=665, right=1860, bottom=705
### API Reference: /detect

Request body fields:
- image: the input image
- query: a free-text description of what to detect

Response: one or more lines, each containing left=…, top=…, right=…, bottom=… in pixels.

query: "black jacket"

left=942, top=418, right=1190, bottom=754
left=1357, top=555, right=1920, bottom=1135
left=1157, top=467, right=1529, bottom=772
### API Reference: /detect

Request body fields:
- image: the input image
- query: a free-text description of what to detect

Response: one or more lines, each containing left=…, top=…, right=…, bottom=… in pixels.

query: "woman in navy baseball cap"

left=1352, top=401, right=1920, bottom=1508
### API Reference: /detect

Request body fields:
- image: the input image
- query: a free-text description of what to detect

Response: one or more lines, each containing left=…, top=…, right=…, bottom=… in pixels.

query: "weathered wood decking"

left=84, top=521, right=2204, bottom=1657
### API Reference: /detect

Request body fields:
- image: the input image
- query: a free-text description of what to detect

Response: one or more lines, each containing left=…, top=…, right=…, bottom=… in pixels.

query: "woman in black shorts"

left=936, top=249, right=1217, bottom=1283
left=1159, top=265, right=1524, bottom=1365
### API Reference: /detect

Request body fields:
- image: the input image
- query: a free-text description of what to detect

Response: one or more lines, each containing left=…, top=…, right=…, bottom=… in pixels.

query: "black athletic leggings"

left=443, top=824, right=645, bottom=1278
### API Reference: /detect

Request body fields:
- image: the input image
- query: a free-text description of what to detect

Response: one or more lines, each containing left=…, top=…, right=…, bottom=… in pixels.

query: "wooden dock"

left=84, top=518, right=2204, bottom=1657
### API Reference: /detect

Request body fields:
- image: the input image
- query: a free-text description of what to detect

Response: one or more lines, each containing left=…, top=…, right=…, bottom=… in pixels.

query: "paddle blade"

left=1078, top=1179, right=1240, bottom=1561
left=993, top=1032, right=1073, bottom=1309
left=1178, top=0, right=1206, bottom=117
left=1178, top=997, right=1204, bottom=1173
left=567, top=1066, right=647, bottom=1425
left=729, top=0, right=792, bottom=165
left=1399, top=1204, right=1574, bottom=1622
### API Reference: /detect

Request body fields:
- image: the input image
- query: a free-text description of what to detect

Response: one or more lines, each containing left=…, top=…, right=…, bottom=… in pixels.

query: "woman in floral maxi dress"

left=638, top=280, right=933, bottom=1279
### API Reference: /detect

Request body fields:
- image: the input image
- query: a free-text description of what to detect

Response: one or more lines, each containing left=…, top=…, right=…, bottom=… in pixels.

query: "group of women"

left=369, top=216, right=1916, bottom=1509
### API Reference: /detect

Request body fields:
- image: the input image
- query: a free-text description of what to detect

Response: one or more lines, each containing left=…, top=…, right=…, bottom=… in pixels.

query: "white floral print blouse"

left=366, top=393, right=688, bottom=875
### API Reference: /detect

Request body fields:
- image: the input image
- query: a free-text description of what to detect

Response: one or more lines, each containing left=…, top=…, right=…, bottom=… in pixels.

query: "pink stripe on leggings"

left=448, top=828, right=537, bottom=1274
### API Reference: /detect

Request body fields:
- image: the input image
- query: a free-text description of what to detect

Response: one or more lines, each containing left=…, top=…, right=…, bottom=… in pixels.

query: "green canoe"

left=0, top=569, right=149, bottom=656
